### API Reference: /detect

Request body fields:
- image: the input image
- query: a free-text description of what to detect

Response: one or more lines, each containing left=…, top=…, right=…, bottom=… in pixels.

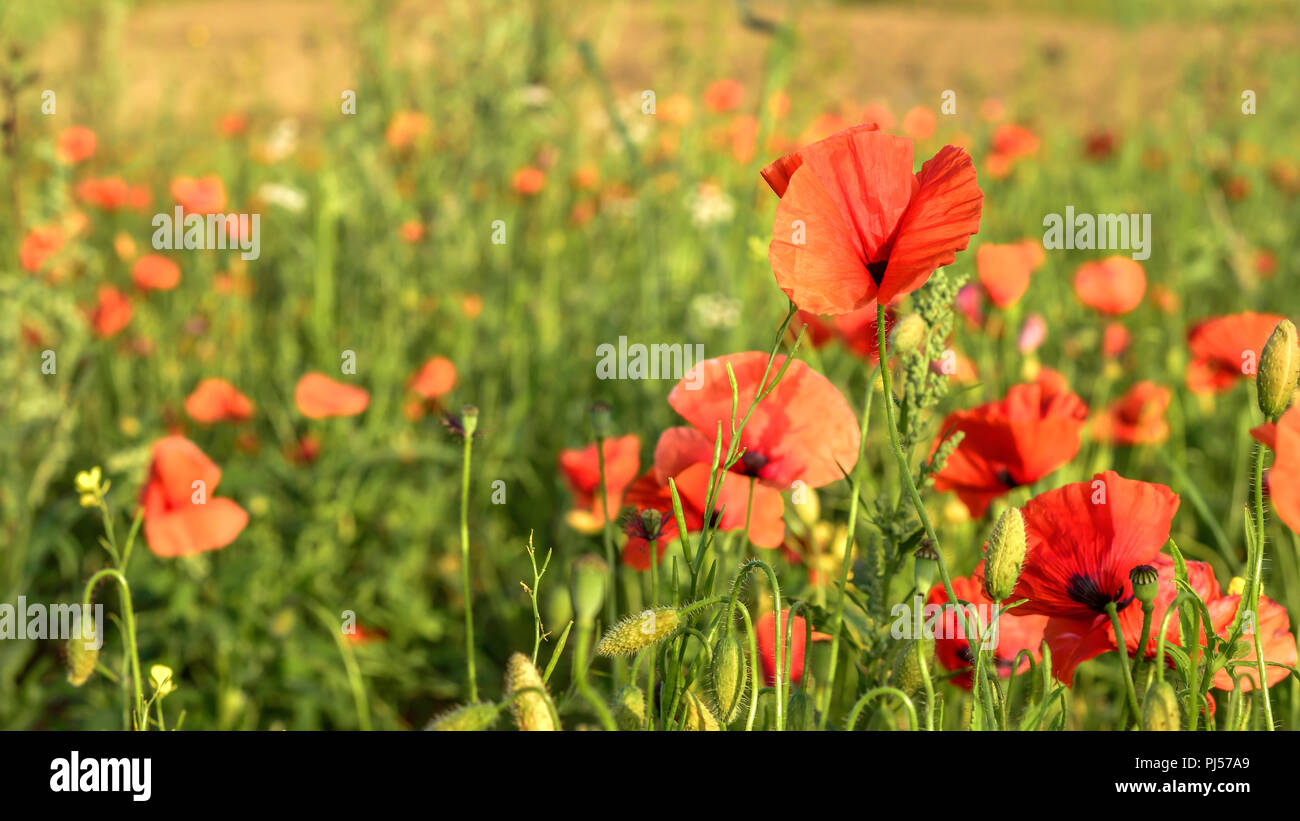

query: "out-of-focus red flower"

left=89, top=286, right=132, bottom=338
left=991, top=123, right=1039, bottom=160
left=1018, top=313, right=1047, bottom=354
left=410, top=356, right=456, bottom=402
left=140, top=435, right=248, bottom=557
left=512, top=166, right=545, bottom=195
left=762, top=123, right=983, bottom=313
left=1083, top=129, right=1119, bottom=161
left=931, top=381, right=1088, bottom=518
left=56, top=126, right=97, bottom=164
left=385, top=110, right=431, bottom=150
left=294, top=372, right=370, bottom=419
left=76, top=176, right=151, bottom=212
left=1072, top=256, right=1146, bottom=315
left=928, top=563, right=1049, bottom=690
left=186, top=378, right=255, bottom=424
left=901, top=105, right=937, bottom=140
left=20, top=225, right=63, bottom=273
left=132, top=254, right=181, bottom=291
left=703, top=78, right=744, bottom=113
left=1102, top=322, right=1131, bottom=358
left=859, top=101, right=897, bottom=132
left=558, top=435, right=640, bottom=534
left=1090, top=381, right=1171, bottom=446
left=756, top=608, right=831, bottom=686
left=977, top=240, right=1044, bottom=308
left=1269, top=406, right=1300, bottom=536
left=1186, top=312, right=1291, bottom=395
left=217, top=112, right=248, bottom=137
left=398, top=219, right=424, bottom=243
left=171, top=175, right=228, bottom=214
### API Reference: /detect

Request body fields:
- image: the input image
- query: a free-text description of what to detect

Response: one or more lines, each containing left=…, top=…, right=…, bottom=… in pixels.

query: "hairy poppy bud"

left=681, top=689, right=720, bottom=731
left=596, top=606, right=679, bottom=656
left=710, top=633, right=747, bottom=724
left=66, top=629, right=98, bottom=687
left=427, top=702, right=500, bottom=731
left=983, top=507, right=1027, bottom=601
left=1141, top=680, right=1181, bottom=731
left=612, top=685, right=646, bottom=731
left=890, top=637, right=935, bottom=696
left=890, top=314, right=928, bottom=354
left=570, top=553, right=608, bottom=624
left=1130, top=564, right=1159, bottom=608
left=504, top=652, right=559, bottom=731
left=786, top=687, right=816, bottom=730
left=914, top=541, right=940, bottom=596
left=1258, top=319, right=1299, bottom=420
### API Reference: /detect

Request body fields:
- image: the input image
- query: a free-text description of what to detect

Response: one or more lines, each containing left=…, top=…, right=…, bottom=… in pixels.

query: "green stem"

left=460, top=430, right=478, bottom=702
left=82, top=568, right=145, bottom=730
left=1105, top=602, right=1142, bottom=722
left=1250, top=443, right=1275, bottom=729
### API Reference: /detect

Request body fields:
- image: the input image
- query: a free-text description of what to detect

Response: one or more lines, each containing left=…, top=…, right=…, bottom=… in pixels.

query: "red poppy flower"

left=1186, top=312, right=1288, bottom=394
left=991, top=124, right=1040, bottom=160
left=1090, top=381, right=1171, bottom=446
left=931, top=382, right=1088, bottom=518
left=558, top=434, right=641, bottom=534
left=663, top=352, right=860, bottom=489
left=89, top=286, right=132, bottom=338
left=398, top=219, right=424, bottom=243
left=385, top=111, right=431, bottom=150
left=294, top=372, right=370, bottom=419
left=186, top=378, right=255, bottom=424
left=140, top=435, right=248, bottom=557
left=132, top=254, right=181, bottom=291
left=794, top=304, right=894, bottom=364
left=56, top=126, right=97, bottom=164
left=411, top=356, right=457, bottom=400
left=217, top=112, right=248, bottom=137
left=703, top=78, right=744, bottom=113
left=20, top=225, right=63, bottom=273
left=976, top=240, right=1044, bottom=308
left=901, top=106, right=937, bottom=140
left=618, top=502, right=680, bottom=571
left=928, top=563, right=1049, bottom=690
left=512, top=167, right=545, bottom=195
left=1252, top=421, right=1277, bottom=451
left=1102, top=322, right=1131, bottom=358
left=1269, top=406, right=1300, bottom=535
left=1072, top=256, right=1146, bottom=315
left=1004, top=471, right=1178, bottom=682
left=756, top=608, right=831, bottom=687
left=763, top=123, right=983, bottom=313
left=171, top=175, right=228, bottom=215
left=1033, top=366, right=1070, bottom=396
left=625, top=462, right=787, bottom=549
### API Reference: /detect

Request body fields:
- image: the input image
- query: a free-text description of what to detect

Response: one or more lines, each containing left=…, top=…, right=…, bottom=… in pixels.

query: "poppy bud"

left=570, top=553, right=608, bottom=624
left=1130, top=564, right=1159, bottom=608
left=459, top=404, right=479, bottom=437
left=596, top=606, right=679, bottom=656
left=1258, top=319, right=1299, bottom=420
left=681, top=689, right=720, bottom=731
left=65, top=630, right=98, bottom=687
left=611, top=684, right=646, bottom=730
left=1141, top=680, right=1181, bottom=731
left=427, top=702, right=500, bottom=731
left=983, top=507, right=1027, bottom=602
left=504, top=652, right=559, bottom=731
left=890, top=314, right=928, bottom=354
left=913, top=541, right=940, bottom=596
left=710, top=633, right=747, bottom=724
left=890, top=637, right=935, bottom=696
left=786, top=687, right=816, bottom=730
left=590, top=400, right=613, bottom=439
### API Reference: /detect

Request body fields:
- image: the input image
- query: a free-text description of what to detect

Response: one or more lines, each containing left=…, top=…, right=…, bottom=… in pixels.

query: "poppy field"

left=4, top=0, right=1300, bottom=736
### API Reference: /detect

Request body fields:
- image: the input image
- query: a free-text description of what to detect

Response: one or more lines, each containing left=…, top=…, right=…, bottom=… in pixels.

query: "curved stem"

left=82, top=568, right=145, bottom=730
left=845, top=687, right=919, bottom=731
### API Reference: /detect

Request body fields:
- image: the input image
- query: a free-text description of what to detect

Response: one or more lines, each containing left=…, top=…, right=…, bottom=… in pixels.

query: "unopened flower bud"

left=710, top=633, right=747, bottom=724
left=681, top=689, right=720, bottom=731
left=786, top=687, right=816, bottom=730
left=890, top=314, right=928, bottom=354
left=611, top=685, right=646, bottom=731
left=1258, top=319, right=1299, bottom=419
left=427, top=702, right=500, bottom=731
left=1130, top=564, right=1159, bottom=608
left=66, top=629, right=99, bottom=687
left=504, top=652, right=559, bottom=731
left=1141, top=680, right=1181, bottom=731
left=596, top=606, right=679, bottom=656
left=570, top=553, right=608, bottom=624
left=890, top=636, right=935, bottom=696
left=983, top=507, right=1027, bottom=601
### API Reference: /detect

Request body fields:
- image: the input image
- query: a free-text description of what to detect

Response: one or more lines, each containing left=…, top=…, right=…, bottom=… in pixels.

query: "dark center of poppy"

left=867, top=259, right=889, bottom=286
left=996, top=467, right=1020, bottom=489
left=736, top=451, right=769, bottom=477
left=1066, top=572, right=1132, bottom=613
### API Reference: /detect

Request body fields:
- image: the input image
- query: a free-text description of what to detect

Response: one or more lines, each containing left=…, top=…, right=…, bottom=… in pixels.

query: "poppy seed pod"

left=681, top=689, right=720, bottom=731
left=1130, top=564, right=1159, bottom=608
left=1141, top=680, right=1181, bottom=731
left=612, top=684, right=646, bottom=731
left=460, top=404, right=479, bottom=437
left=1258, top=319, right=1299, bottom=420
left=983, top=507, right=1027, bottom=602
left=428, top=702, right=500, bottom=731
left=570, top=553, right=608, bottom=624
left=596, top=606, right=679, bottom=656
left=504, top=652, right=559, bottom=731
left=590, top=400, right=613, bottom=439
left=914, top=541, right=940, bottom=596
left=710, top=633, right=747, bottom=724
left=889, top=314, right=928, bottom=354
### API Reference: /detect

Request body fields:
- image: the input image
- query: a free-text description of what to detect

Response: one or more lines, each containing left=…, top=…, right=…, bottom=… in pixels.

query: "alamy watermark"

left=596, top=337, right=705, bottom=390
left=152, top=207, right=261, bottom=261
left=1042, top=205, right=1151, bottom=260
left=891, top=598, right=1005, bottom=651
left=0, top=597, right=103, bottom=649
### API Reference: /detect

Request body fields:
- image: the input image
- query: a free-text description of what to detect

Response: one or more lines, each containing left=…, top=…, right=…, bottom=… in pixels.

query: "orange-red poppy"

left=217, top=112, right=248, bottom=137
left=512, top=166, right=545, bottom=195
left=76, top=176, right=150, bottom=212
left=763, top=123, right=983, bottom=313
left=991, top=123, right=1039, bottom=160
left=385, top=110, right=431, bottom=150
left=618, top=505, right=679, bottom=571
left=1090, top=381, right=1171, bottom=446
left=398, top=219, right=424, bottom=243
left=928, top=563, right=1049, bottom=690
left=411, top=356, right=457, bottom=401
left=1072, top=256, right=1146, bottom=315
left=756, top=609, right=831, bottom=686
left=1102, top=322, right=1131, bottom=358
left=558, top=434, right=641, bottom=534
left=89, top=286, right=132, bottom=338
left=1269, top=406, right=1300, bottom=535
left=932, top=381, right=1088, bottom=518
left=140, top=435, right=248, bottom=557
left=56, top=126, right=97, bottom=164
left=976, top=240, right=1044, bottom=308
left=901, top=105, right=937, bottom=140
left=860, top=102, right=897, bottom=132
left=294, top=372, right=370, bottom=419
left=1186, top=312, right=1289, bottom=394
left=185, top=378, right=255, bottom=424
left=20, top=225, right=63, bottom=273
left=703, top=78, right=744, bottom=113
left=171, top=175, right=228, bottom=214
left=132, top=254, right=181, bottom=291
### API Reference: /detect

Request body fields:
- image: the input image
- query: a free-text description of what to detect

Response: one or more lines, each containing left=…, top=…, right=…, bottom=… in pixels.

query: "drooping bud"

left=1141, top=680, right=1181, bottom=731
left=596, top=606, right=679, bottom=656
left=611, top=685, right=646, bottom=731
left=1130, top=564, right=1159, bottom=608
left=710, top=633, right=747, bottom=724
left=504, top=652, right=559, bottom=731
left=913, top=541, right=940, bottom=596
left=889, top=314, right=928, bottom=354
left=427, top=702, right=500, bottom=731
left=65, top=625, right=99, bottom=687
left=681, top=689, right=720, bottom=731
left=889, top=637, right=935, bottom=696
left=786, top=687, right=816, bottom=730
left=570, top=553, right=608, bottom=624
left=1258, top=319, right=1299, bottom=419
left=982, top=507, right=1027, bottom=601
